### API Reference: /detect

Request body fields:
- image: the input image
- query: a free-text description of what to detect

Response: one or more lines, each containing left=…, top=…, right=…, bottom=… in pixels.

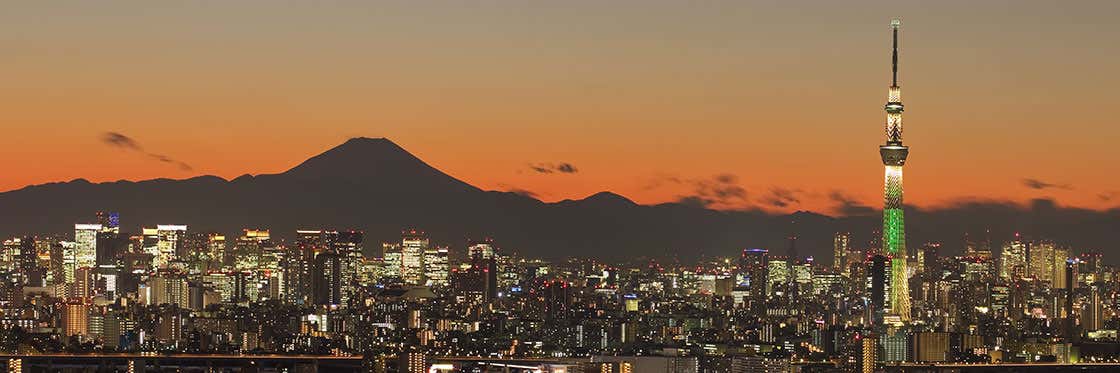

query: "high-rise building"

left=74, top=224, right=101, bottom=270
left=834, top=232, right=851, bottom=273
left=1000, top=237, right=1028, bottom=281
left=868, top=254, right=890, bottom=325
left=63, top=300, right=89, bottom=336
left=233, top=229, right=271, bottom=269
left=1052, top=247, right=1070, bottom=289
left=207, top=234, right=226, bottom=266
left=1029, top=240, right=1056, bottom=283
left=401, top=229, right=428, bottom=285
left=288, top=230, right=324, bottom=304
left=917, top=242, right=940, bottom=277
left=879, top=19, right=911, bottom=323
left=313, top=250, right=342, bottom=306
left=382, top=243, right=403, bottom=280
left=423, top=247, right=450, bottom=287
left=739, top=249, right=768, bottom=304
left=766, top=258, right=789, bottom=296
left=333, top=230, right=363, bottom=304
left=143, top=225, right=186, bottom=269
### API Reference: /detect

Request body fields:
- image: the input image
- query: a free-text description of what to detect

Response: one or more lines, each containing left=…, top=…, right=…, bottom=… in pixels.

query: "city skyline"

left=2, top=1, right=1119, bottom=214
left=1, top=7, right=1119, bottom=370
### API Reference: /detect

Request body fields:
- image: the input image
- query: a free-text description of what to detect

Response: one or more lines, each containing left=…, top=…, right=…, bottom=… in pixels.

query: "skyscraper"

left=400, top=229, right=428, bottom=285
left=74, top=224, right=101, bottom=270
left=999, top=236, right=1028, bottom=281
left=833, top=232, right=850, bottom=273
left=879, top=19, right=911, bottom=323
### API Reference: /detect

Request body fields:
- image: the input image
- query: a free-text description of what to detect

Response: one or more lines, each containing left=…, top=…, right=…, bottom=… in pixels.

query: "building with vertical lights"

left=834, top=232, right=850, bottom=274
left=400, top=229, right=428, bottom=285
left=879, top=18, right=911, bottom=324
left=74, top=224, right=101, bottom=270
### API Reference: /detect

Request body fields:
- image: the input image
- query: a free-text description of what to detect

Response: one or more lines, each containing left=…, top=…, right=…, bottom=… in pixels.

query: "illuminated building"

left=423, top=247, right=449, bottom=287
left=60, top=241, right=78, bottom=285
left=400, top=229, right=428, bottom=285
left=1053, top=247, right=1070, bottom=289
left=468, top=239, right=495, bottom=260
left=207, top=234, right=226, bottom=266
left=289, top=230, right=324, bottom=304
left=739, top=248, right=768, bottom=302
left=74, top=224, right=101, bottom=270
left=860, top=335, right=877, bottom=373
left=878, top=19, right=911, bottom=323
left=999, top=237, right=1028, bottom=280
left=765, top=258, right=789, bottom=296
left=233, top=229, right=270, bottom=269
left=63, top=300, right=89, bottom=337
left=916, top=242, right=939, bottom=276
left=143, top=225, right=186, bottom=269
left=834, top=232, right=851, bottom=274
left=1029, top=240, right=1056, bottom=283
left=382, top=243, right=403, bottom=279
left=912, top=332, right=950, bottom=362
left=332, top=230, right=363, bottom=305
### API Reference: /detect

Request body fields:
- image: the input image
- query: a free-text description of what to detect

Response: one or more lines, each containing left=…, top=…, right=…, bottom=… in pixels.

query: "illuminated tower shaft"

left=880, top=19, right=911, bottom=323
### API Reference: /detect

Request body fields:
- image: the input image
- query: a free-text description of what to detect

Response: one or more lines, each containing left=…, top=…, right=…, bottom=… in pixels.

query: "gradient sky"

left=2, top=1, right=1118, bottom=215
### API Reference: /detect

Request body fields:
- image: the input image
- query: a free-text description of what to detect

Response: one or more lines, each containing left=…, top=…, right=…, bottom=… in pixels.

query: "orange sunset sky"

left=2, top=1, right=1118, bottom=215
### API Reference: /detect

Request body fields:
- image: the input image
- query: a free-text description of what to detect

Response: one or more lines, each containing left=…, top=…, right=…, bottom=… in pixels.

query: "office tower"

left=834, top=232, right=851, bottom=273
left=1065, top=258, right=1077, bottom=340
left=60, top=241, right=78, bottom=285
left=868, top=254, right=890, bottom=326
left=468, top=239, right=496, bottom=260
left=233, top=229, right=270, bottom=269
left=1083, top=285, right=1103, bottom=332
left=149, top=271, right=190, bottom=309
left=288, top=230, right=324, bottom=304
left=1052, top=247, right=1070, bottom=289
left=142, top=225, right=186, bottom=269
left=423, top=247, right=450, bottom=287
left=916, top=242, right=940, bottom=277
left=401, top=229, right=428, bottom=285
left=739, top=249, right=769, bottom=303
left=382, top=243, right=403, bottom=279
left=332, top=230, right=363, bottom=304
left=766, top=258, right=789, bottom=297
left=878, top=19, right=911, bottom=323
left=999, top=237, right=1028, bottom=280
left=313, top=250, right=342, bottom=306
left=95, top=229, right=125, bottom=267
left=1081, top=251, right=1103, bottom=282
left=74, top=224, right=101, bottom=269
left=207, top=234, right=226, bottom=266
left=1029, top=240, right=1056, bottom=283
left=456, top=239, right=498, bottom=300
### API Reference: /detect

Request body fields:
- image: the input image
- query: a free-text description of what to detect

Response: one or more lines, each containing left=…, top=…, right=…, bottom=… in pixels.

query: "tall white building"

left=1000, top=237, right=1028, bottom=281
left=423, top=247, right=449, bottom=287
left=73, top=224, right=101, bottom=269
left=400, top=230, right=428, bottom=285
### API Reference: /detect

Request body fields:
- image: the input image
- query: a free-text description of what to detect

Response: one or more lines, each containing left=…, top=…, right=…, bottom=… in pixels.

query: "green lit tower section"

left=880, top=19, right=911, bottom=324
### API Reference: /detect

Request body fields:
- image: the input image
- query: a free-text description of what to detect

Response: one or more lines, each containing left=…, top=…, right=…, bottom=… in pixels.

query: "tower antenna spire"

left=891, top=19, right=901, bottom=87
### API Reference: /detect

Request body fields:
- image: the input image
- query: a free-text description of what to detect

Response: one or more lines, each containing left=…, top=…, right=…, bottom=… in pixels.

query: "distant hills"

left=1, top=137, right=1116, bottom=262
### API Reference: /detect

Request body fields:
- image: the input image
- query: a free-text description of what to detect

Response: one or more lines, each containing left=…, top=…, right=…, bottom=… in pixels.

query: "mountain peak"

left=279, top=137, right=479, bottom=193
left=582, top=191, right=637, bottom=206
